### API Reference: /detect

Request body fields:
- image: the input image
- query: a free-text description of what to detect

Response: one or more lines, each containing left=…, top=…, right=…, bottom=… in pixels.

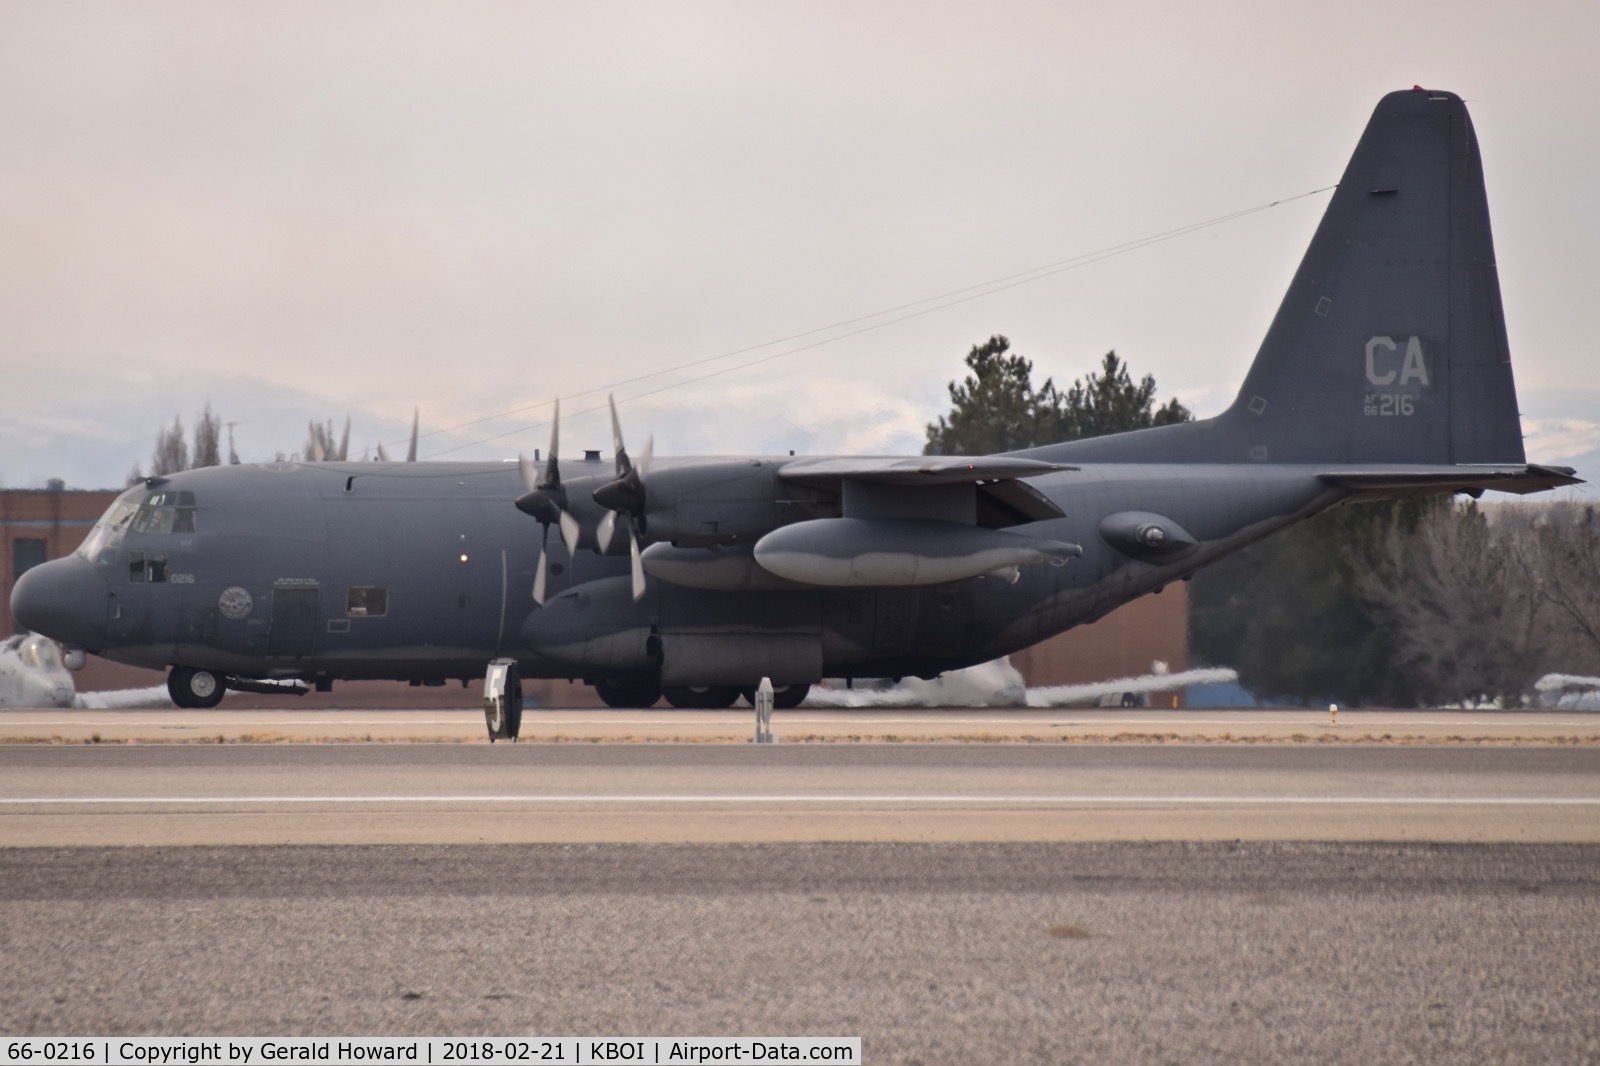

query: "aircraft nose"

left=10, top=555, right=108, bottom=650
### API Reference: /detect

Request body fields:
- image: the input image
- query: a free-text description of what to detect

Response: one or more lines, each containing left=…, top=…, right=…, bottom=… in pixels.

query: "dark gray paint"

left=8, top=90, right=1580, bottom=705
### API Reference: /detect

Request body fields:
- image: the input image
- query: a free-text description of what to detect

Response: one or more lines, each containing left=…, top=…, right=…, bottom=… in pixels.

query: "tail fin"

left=1038, top=88, right=1530, bottom=469
left=1220, top=87, right=1523, bottom=465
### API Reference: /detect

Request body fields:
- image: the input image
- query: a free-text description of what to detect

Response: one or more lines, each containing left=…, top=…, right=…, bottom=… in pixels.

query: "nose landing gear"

left=167, top=666, right=226, bottom=709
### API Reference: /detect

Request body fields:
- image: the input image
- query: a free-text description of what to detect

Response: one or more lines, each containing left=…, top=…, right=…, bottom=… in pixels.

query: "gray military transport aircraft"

left=10, top=88, right=1580, bottom=736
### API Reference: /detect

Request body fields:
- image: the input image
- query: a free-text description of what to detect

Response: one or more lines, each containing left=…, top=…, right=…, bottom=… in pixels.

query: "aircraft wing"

left=778, top=455, right=1074, bottom=524
left=1318, top=463, right=1582, bottom=496
left=777, top=455, right=1074, bottom=486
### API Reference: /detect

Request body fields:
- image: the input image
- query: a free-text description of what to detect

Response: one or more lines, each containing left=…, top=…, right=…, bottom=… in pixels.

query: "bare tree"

left=192, top=404, right=222, bottom=468
left=304, top=420, right=335, bottom=462
left=1363, top=501, right=1545, bottom=705
left=1523, top=503, right=1600, bottom=665
left=301, top=417, right=350, bottom=462
left=150, top=417, right=188, bottom=476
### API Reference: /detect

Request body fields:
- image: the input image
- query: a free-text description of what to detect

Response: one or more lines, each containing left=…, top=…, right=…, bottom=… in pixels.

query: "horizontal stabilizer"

left=1317, top=464, right=1581, bottom=496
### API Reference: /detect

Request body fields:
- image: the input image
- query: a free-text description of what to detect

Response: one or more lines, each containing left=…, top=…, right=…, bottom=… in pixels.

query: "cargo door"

left=267, top=587, right=320, bottom=657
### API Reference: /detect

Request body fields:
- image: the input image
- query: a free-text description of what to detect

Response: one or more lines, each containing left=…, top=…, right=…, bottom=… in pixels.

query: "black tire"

left=739, top=683, right=812, bottom=709
left=505, top=675, right=523, bottom=741
left=167, top=667, right=226, bottom=709
left=594, top=677, right=662, bottom=709
left=662, top=685, right=740, bottom=709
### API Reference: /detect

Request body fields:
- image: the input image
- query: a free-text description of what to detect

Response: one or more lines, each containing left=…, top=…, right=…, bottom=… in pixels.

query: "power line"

left=417, top=184, right=1336, bottom=458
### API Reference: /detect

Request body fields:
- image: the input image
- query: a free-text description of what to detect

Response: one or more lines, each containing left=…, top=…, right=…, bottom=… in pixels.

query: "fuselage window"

left=127, top=551, right=169, bottom=584
left=347, top=587, right=388, bottom=617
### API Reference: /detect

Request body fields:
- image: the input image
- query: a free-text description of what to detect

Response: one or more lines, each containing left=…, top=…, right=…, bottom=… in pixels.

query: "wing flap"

left=778, top=455, right=1073, bottom=486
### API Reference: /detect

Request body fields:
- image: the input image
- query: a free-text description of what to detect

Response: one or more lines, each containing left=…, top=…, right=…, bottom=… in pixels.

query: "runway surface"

left=3, top=841, right=1598, bottom=1062
left=5, top=704, right=1600, bottom=744
left=3, top=743, right=1598, bottom=845
left=6, top=716, right=1599, bottom=1060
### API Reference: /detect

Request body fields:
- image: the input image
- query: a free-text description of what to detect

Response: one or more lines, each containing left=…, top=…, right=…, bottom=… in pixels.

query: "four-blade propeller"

left=514, top=394, right=651, bottom=605
left=591, top=395, right=652, bottom=602
left=516, top=400, right=582, bottom=605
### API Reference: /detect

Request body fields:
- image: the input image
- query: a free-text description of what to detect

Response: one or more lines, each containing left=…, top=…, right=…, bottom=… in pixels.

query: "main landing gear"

left=594, top=677, right=663, bottom=709
left=662, top=685, right=740, bottom=709
left=744, top=683, right=811, bottom=709
left=601, top=679, right=812, bottom=709
left=167, top=666, right=227, bottom=709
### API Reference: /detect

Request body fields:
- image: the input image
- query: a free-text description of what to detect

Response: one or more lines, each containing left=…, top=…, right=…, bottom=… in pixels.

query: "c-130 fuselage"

left=10, top=89, right=1580, bottom=711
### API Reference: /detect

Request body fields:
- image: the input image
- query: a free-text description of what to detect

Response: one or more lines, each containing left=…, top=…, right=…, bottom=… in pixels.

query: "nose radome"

left=10, top=556, right=108, bottom=650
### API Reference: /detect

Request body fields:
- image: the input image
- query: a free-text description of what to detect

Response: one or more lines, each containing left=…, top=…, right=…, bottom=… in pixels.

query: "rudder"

left=1217, top=87, right=1525, bottom=465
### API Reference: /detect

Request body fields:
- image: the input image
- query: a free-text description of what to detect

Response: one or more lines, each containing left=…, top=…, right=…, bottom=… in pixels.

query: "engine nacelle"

left=520, top=577, right=656, bottom=672
left=640, top=459, right=794, bottom=546
left=753, top=518, right=1081, bottom=587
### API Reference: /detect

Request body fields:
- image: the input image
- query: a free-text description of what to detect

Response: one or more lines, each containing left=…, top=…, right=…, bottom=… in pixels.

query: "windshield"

left=78, top=488, right=200, bottom=565
left=77, top=490, right=143, bottom=564
left=130, top=490, right=197, bottom=535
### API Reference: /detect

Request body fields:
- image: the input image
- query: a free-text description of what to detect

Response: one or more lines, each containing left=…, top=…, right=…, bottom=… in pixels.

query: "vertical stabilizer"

left=1035, top=89, right=1530, bottom=469
left=1218, top=87, right=1524, bottom=465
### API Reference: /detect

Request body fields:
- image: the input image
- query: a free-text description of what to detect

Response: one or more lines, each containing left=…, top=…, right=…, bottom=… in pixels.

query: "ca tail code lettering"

left=1364, top=335, right=1428, bottom=417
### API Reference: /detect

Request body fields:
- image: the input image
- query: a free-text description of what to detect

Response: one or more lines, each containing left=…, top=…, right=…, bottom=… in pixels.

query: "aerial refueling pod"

left=751, top=518, right=1081, bottom=587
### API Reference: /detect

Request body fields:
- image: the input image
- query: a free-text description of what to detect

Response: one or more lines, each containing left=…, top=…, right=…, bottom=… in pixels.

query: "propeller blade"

left=597, top=511, right=617, bottom=555
left=309, top=423, right=326, bottom=463
left=338, top=416, right=350, bottom=462
left=519, top=453, right=539, bottom=493
left=637, top=434, right=653, bottom=478
left=558, top=509, right=580, bottom=556
left=533, top=539, right=548, bottom=605
left=406, top=408, right=418, bottom=463
left=544, top=398, right=562, bottom=487
left=376, top=442, right=391, bottom=462
left=608, top=394, right=630, bottom=477
left=630, top=533, right=646, bottom=602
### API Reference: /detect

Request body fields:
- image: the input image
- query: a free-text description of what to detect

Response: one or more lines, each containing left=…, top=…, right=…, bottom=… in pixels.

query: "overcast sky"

left=3, top=1, right=1598, bottom=489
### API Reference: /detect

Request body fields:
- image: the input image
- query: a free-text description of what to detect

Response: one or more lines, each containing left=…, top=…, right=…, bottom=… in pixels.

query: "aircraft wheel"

left=662, top=685, right=740, bottom=709
left=594, top=678, right=662, bottom=709
left=168, top=667, right=226, bottom=709
left=740, top=683, right=811, bottom=709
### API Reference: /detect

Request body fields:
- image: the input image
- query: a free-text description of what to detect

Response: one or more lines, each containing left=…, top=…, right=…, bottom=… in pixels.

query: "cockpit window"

left=78, top=491, right=142, bottom=564
left=79, top=488, right=199, bottom=565
left=131, top=491, right=197, bottom=536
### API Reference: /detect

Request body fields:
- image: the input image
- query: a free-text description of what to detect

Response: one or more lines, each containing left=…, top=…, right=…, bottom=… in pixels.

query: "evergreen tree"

left=925, top=337, right=1189, bottom=454
left=1189, top=499, right=1442, bottom=706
